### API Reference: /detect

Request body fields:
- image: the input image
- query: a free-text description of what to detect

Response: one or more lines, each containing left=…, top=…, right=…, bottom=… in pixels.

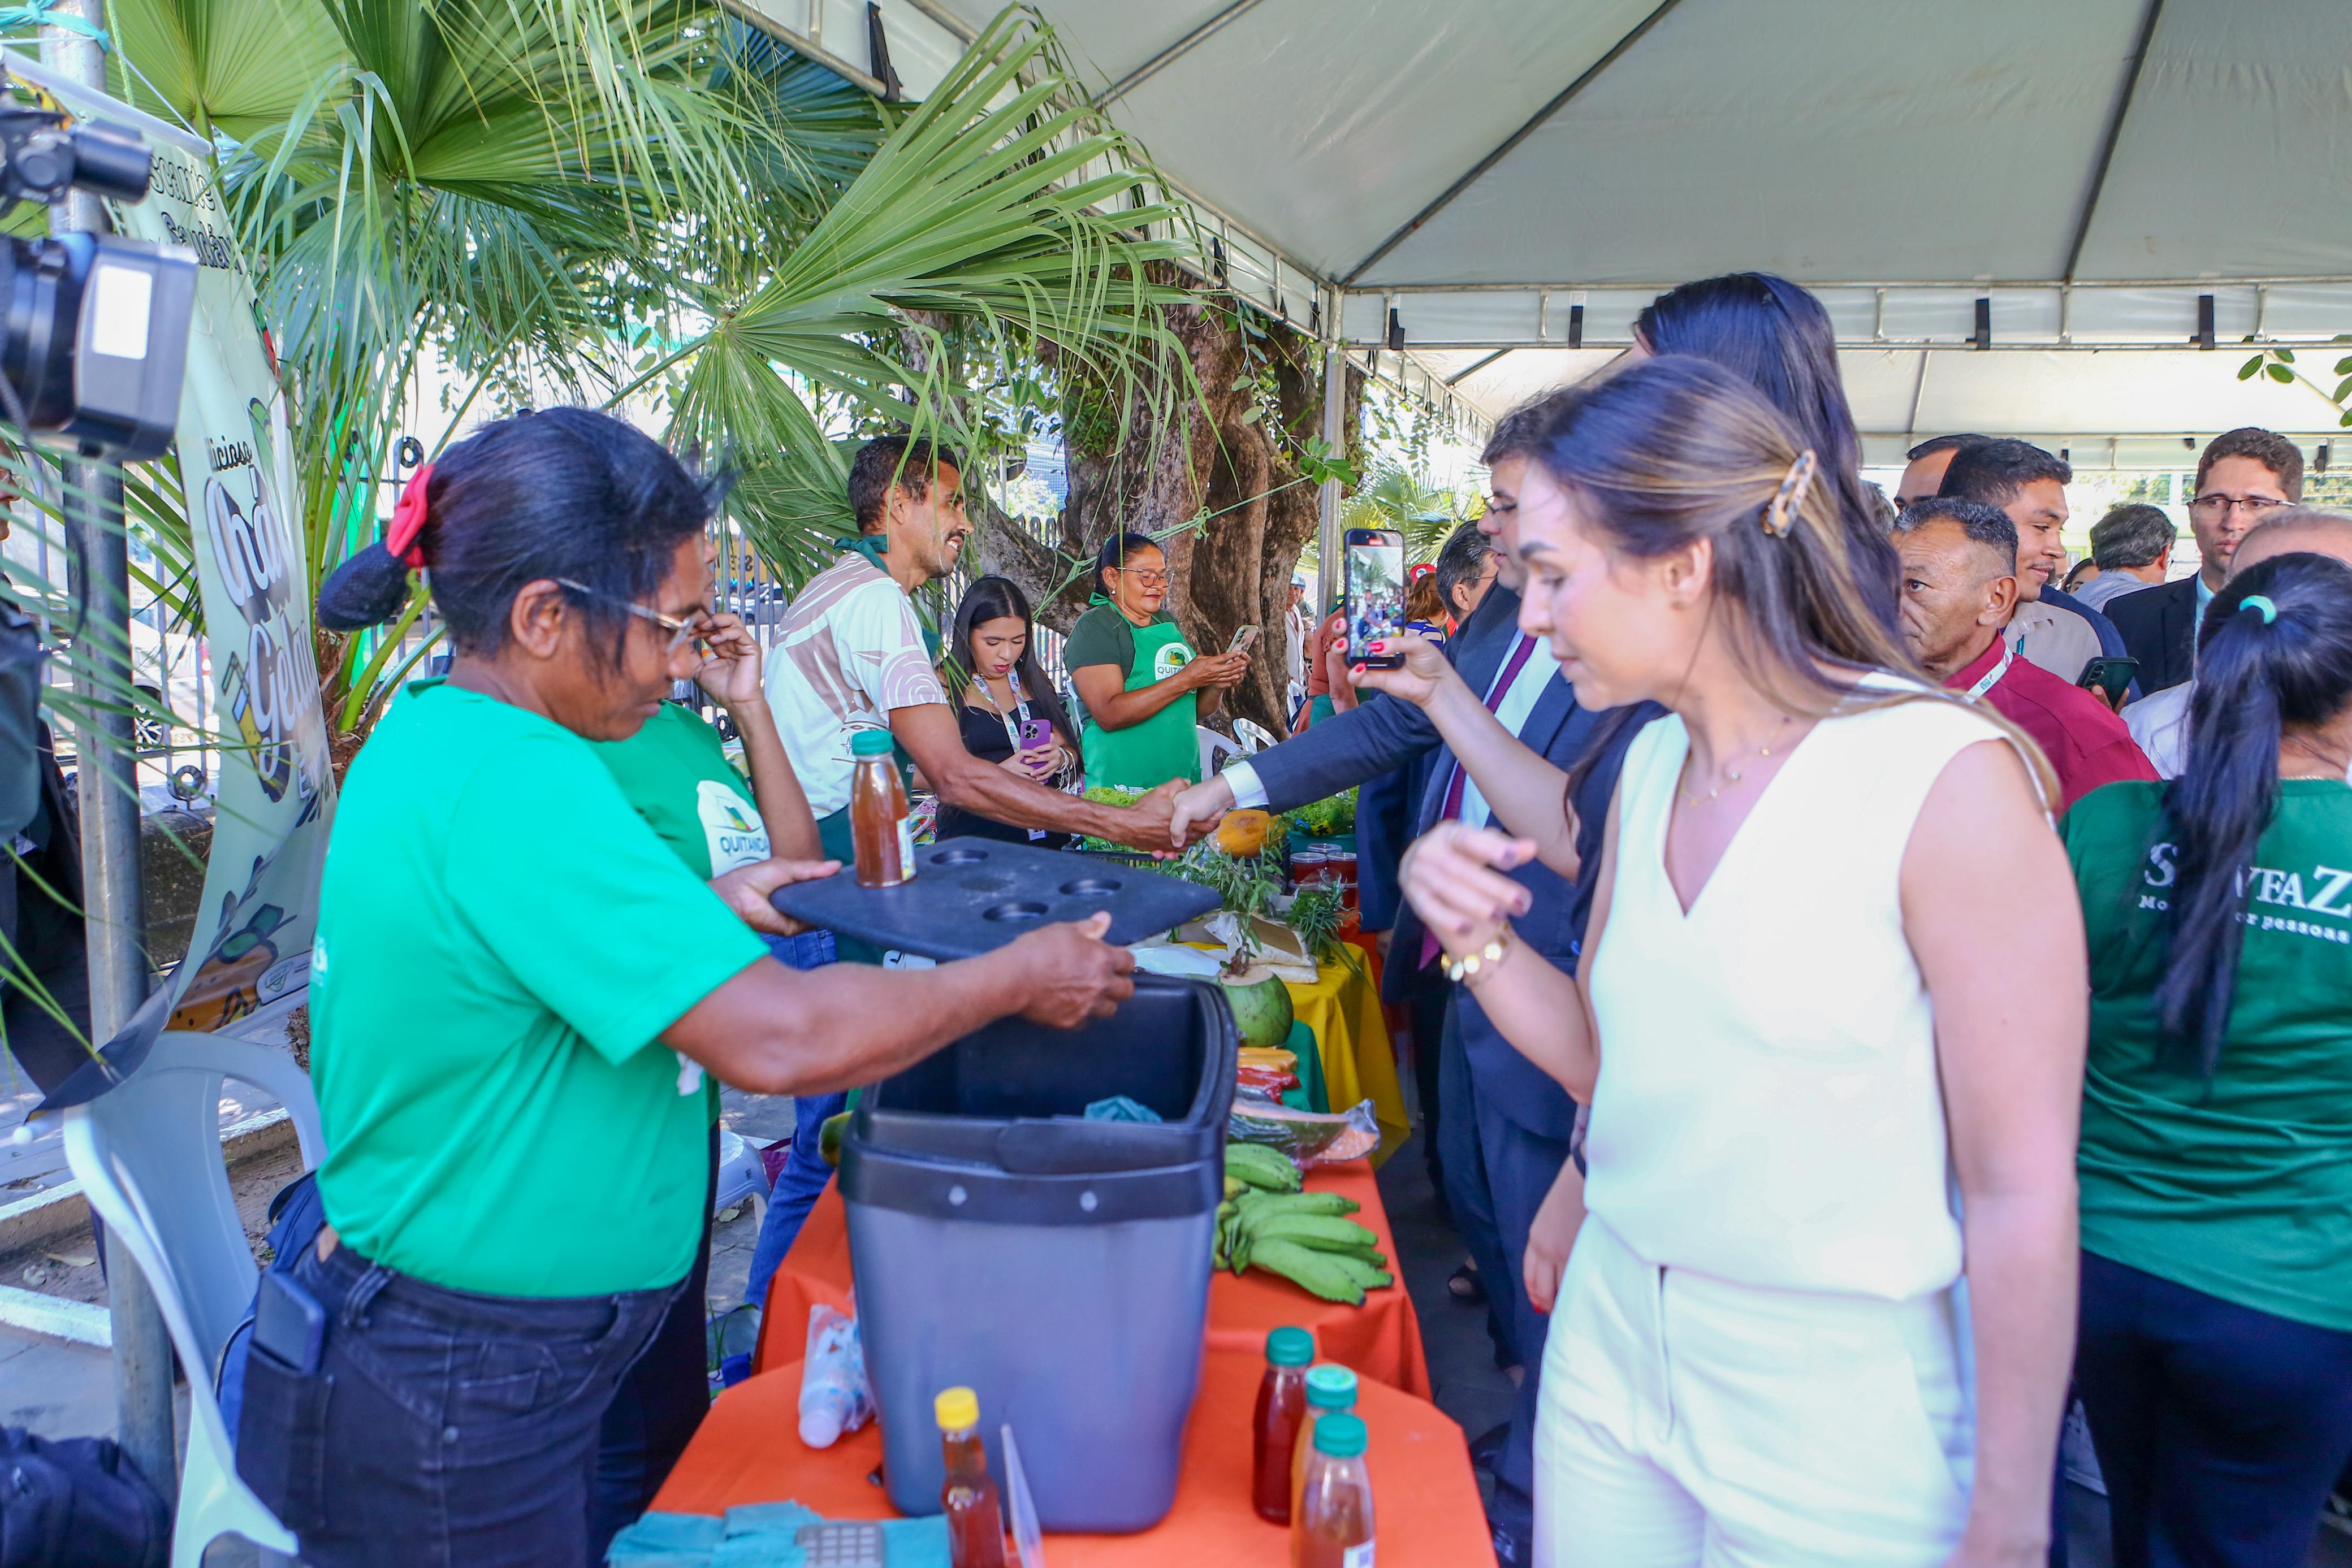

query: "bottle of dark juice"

left=1292, top=1411, right=1374, bottom=1568
left=1253, top=1327, right=1315, bottom=1522
left=935, top=1387, right=1007, bottom=1568
left=850, top=727, right=916, bottom=888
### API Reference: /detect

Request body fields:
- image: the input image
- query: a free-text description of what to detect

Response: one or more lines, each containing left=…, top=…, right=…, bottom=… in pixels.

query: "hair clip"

left=1763, top=449, right=1817, bottom=538
left=2241, top=594, right=2278, bottom=625
left=386, top=462, right=436, bottom=568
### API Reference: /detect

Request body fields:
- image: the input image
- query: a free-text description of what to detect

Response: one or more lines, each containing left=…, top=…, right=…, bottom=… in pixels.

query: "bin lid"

left=770, top=837, right=1220, bottom=959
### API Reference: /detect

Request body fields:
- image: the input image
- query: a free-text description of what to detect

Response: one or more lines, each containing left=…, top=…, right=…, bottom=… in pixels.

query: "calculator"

left=795, top=1522, right=886, bottom=1566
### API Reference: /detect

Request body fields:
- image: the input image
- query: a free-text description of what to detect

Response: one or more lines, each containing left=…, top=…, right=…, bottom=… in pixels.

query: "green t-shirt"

left=1060, top=601, right=1167, bottom=681
left=593, top=702, right=769, bottom=880
left=1065, top=603, right=1201, bottom=790
left=311, top=681, right=768, bottom=1297
left=2063, top=778, right=2352, bottom=1330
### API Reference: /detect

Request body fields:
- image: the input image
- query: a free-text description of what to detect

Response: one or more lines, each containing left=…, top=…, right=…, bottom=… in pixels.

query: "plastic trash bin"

left=841, top=973, right=1237, bottom=1532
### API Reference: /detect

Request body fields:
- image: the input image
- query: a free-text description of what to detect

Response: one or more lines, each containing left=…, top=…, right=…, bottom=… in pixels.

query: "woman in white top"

left=1369, top=357, right=2083, bottom=1567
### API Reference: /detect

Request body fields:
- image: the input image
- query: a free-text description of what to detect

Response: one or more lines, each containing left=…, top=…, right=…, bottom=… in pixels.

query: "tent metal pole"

left=41, top=0, right=172, bottom=1502
left=1317, top=297, right=1344, bottom=616
left=2063, top=0, right=2165, bottom=284
left=1092, top=0, right=1268, bottom=109
left=1341, top=0, right=1689, bottom=286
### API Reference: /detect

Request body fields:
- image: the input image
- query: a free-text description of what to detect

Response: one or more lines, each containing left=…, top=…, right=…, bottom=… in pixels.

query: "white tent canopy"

left=731, top=0, right=2352, bottom=460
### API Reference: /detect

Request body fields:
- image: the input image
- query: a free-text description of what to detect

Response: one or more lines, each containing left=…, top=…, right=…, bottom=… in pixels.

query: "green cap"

left=1265, top=1327, right=1313, bottom=1367
left=1304, top=1364, right=1357, bottom=1410
left=1312, top=1412, right=1367, bottom=1458
left=850, top=729, right=894, bottom=757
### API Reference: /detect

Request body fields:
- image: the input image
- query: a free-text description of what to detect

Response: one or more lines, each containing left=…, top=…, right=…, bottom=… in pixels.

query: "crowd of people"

left=226, top=268, right=2352, bottom=1568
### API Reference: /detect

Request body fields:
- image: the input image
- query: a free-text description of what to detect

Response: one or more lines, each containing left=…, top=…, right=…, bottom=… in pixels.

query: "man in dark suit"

left=2106, top=427, right=2305, bottom=694
left=1168, top=416, right=1655, bottom=1565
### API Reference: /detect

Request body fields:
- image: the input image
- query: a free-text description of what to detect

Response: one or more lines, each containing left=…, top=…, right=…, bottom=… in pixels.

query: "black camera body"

left=0, top=93, right=196, bottom=461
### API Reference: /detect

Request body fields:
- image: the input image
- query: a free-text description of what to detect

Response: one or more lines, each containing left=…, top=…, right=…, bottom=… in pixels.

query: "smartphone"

left=1018, top=717, right=1053, bottom=752
left=1226, top=624, right=1261, bottom=656
left=253, top=1269, right=327, bottom=1373
left=2076, top=655, right=2139, bottom=711
left=1344, top=527, right=1408, bottom=669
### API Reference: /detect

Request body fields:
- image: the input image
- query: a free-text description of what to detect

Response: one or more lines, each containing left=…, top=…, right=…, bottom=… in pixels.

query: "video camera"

left=0, top=81, right=195, bottom=462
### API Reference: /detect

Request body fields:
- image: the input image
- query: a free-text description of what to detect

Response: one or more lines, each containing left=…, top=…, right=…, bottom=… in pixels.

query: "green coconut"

left=1219, top=963, right=1295, bottom=1049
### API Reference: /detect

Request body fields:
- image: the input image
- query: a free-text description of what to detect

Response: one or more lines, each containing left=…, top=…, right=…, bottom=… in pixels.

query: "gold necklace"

left=1679, top=714, right=1794, bottom=807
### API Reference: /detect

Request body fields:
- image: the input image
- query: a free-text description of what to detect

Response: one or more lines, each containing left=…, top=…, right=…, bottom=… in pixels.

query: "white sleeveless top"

left=1583, top=689, right=2008, bottom=1301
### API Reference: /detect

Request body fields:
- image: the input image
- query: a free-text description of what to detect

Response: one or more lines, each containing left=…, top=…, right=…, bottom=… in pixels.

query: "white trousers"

left=1533, top=1218, right=1974, bottom=1568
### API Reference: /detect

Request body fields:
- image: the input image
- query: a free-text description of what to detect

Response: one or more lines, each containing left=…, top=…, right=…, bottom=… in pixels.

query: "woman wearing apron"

left=1065, top=531, right=1250, bottom=792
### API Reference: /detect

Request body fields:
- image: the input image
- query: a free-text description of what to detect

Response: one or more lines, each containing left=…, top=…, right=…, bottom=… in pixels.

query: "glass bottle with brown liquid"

left=849, top=727, right=917, bottom=888
left=933, top=1387, right=1006, bottom=1568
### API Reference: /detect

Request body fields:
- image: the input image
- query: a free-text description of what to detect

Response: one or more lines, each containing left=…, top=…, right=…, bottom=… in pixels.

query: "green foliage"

left=1339, top=464, right=1480, bottom=561
left=2238, top=339, right=2352, bottom=428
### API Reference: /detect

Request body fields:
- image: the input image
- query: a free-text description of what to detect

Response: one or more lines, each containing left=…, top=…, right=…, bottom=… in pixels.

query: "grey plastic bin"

left=840, top=973, right=1238, bottom=1532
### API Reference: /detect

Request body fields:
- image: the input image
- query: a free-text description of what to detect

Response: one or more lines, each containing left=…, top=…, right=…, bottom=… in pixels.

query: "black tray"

left=769, top=835, right=1221, bottom=960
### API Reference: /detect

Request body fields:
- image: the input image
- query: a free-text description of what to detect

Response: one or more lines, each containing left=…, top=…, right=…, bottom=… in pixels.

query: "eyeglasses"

left=2187, top=493, right=2291, bottom=522
left=555, top=578, right=707, bottom=653
left=1113, top=566, right=1171, bottom=586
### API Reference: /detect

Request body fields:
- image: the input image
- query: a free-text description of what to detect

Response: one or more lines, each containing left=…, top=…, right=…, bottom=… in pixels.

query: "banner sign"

left=114, top=142, right=335, bottom=1032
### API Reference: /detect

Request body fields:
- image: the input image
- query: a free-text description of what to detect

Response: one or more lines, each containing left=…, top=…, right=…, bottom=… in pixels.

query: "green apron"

left=1082, top=616, right=1202, bottom=790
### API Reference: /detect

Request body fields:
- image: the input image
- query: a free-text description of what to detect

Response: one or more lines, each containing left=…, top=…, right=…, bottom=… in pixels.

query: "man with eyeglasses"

left=2108, top=428, right=2305, bottom=692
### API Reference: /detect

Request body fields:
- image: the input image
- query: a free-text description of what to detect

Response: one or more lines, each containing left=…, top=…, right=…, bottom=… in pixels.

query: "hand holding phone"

left=2075, top=655, right=2139, bottom=711
left=1018, top=717, right=1053, bottom=752
left=1226, top=624, right=1261, bottom=656
left=1345, top=527, right=1408, bottom=669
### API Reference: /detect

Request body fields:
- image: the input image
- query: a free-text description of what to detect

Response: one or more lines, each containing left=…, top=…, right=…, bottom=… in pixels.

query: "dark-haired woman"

left=2063, top=552, right=2352, bottom=1568
left=1633, top=272, right=1901, bottom=633
left=1378, top=357, right=2081, bottom=1565
left=586, top=591, right=823, bottom=1554
left=937, top=575, right=1080, bottom=847
left=251, top=408, right=1134, bottom=1568
left=1065, top=531, right=1247, bottom=790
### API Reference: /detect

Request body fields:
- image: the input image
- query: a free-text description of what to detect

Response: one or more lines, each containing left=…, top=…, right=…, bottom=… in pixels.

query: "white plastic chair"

left=1198, top=726, right=1242, bottom=782
left=1233, top=719, right=1277, bottom=756
left=64, top=1030, right=323, bottom=1568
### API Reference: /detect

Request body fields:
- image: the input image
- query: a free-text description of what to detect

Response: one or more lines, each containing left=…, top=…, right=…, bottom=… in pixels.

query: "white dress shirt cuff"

left=1222, top=759, right=1271, bottom=809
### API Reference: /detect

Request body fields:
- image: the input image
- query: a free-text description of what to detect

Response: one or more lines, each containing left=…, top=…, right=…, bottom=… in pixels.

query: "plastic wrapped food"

left=1235, top=1064, right=1300, bottom=1098
left=1226, top=1095, right=1380, bottom=1167
left=798, top=1303, right=876, bottom=1448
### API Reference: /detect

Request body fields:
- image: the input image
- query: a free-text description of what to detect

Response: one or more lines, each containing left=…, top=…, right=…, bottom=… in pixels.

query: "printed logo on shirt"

left=696, top=778, right=771, bottom=875
left=2137, top=841, right=2352, bottom=942
left=1155, top=642, right=1193, bottom=682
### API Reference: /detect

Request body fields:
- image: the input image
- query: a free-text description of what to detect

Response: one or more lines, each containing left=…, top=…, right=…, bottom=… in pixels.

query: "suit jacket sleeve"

left=1247, top=693, right=1440, bottom=812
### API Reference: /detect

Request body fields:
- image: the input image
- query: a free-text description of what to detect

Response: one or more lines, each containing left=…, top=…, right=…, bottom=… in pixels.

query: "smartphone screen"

left=1346, top=529, right=1407, bottom=668
left=1227, top=624, right=1261, bottom=656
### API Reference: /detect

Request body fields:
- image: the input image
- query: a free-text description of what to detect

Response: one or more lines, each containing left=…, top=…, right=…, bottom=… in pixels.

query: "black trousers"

left=239, top=1239, right=675, bottom=1568
left=1400, top=959, right=1451, bottom=1199
left=1436, top=1001, right=1573, bottom=1554
left=2076, top=1248, right=2352, bottom=1568
left=0, top=856, right=90, bottom=1096
left=590, top=1124, right=720, bottom=1560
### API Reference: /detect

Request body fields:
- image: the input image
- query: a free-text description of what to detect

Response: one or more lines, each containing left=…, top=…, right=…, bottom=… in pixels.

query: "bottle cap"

left=851, top=728, right=895, bottom=758
left=1312, top=1412, right=1368, bottom=1458
left=1304, top=1363, right=1357, bottom=1410
left=1265, top=1327, right=1314, bottom=1367
left=934, top=1387, right=980, bottom=1431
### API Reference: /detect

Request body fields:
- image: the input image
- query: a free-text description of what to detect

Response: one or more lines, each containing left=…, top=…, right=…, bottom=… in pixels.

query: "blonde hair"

left=1530, top=356, right=2060, bottom=806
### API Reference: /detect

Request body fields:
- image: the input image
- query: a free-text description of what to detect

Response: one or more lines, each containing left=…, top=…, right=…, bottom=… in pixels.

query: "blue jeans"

left=743, top=930, right=845, bottom=1318
left=745, top=1089, right=848, bottom=1316
left=235, top=1239, right=674, bottom=1568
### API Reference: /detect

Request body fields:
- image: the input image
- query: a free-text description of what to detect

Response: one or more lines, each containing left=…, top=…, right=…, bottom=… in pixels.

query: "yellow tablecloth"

left=1284, top=955, right=1410, bottom=1164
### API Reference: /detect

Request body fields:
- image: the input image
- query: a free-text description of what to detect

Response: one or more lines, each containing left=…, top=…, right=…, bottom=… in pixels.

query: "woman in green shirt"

left=2061, top=551, right=2352, bottom=1568
left=1065, top=531, right=1249, bottom=791
left=589, top=599, right=821, bottom=1553
left=253, top=408, right=1135, bottom=1568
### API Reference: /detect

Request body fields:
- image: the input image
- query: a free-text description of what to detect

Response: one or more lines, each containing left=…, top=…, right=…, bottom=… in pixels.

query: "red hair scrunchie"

left=386, top=462, right=436, bottom=569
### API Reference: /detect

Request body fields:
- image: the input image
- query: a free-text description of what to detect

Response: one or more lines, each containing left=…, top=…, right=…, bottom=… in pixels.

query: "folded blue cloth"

left=606, top=1510, right=725, bottom=1565
left=609, top=1502, right=949, bottom=1568
left=1080, top=1094, right=1164, bottom=1123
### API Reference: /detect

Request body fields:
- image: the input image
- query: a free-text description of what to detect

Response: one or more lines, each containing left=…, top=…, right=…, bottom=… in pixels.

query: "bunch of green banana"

left=1214, top=1146, right=1392, bottom=1305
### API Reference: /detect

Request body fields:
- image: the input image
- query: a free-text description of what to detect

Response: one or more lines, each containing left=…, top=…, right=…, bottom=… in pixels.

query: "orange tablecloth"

left=753, top=1159, right=1430, bottom=1400
left=653, top=1348, right=1495, bottom=1566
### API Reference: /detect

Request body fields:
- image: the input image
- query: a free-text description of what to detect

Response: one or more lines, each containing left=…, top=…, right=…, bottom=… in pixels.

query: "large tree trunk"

left=978, top=281, right=1358, bottom=740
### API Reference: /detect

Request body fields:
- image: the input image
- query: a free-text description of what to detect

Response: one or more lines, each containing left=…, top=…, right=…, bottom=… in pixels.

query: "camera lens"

left=0, top=232, right=88, bottom=431
left=64, top=123, right=152, bottom=205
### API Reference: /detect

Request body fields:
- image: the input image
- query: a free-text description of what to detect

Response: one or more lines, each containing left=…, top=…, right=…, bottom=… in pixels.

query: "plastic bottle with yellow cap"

left=935, top=1386, right=1008, bottom=1568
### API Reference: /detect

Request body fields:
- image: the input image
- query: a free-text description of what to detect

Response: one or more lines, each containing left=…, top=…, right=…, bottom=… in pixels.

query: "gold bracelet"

left=1443, top=930, right=1512, bottom=985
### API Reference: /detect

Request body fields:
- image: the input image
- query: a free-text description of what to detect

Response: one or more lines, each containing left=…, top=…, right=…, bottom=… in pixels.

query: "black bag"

left=0, top=1427, right=168, bottom=1568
